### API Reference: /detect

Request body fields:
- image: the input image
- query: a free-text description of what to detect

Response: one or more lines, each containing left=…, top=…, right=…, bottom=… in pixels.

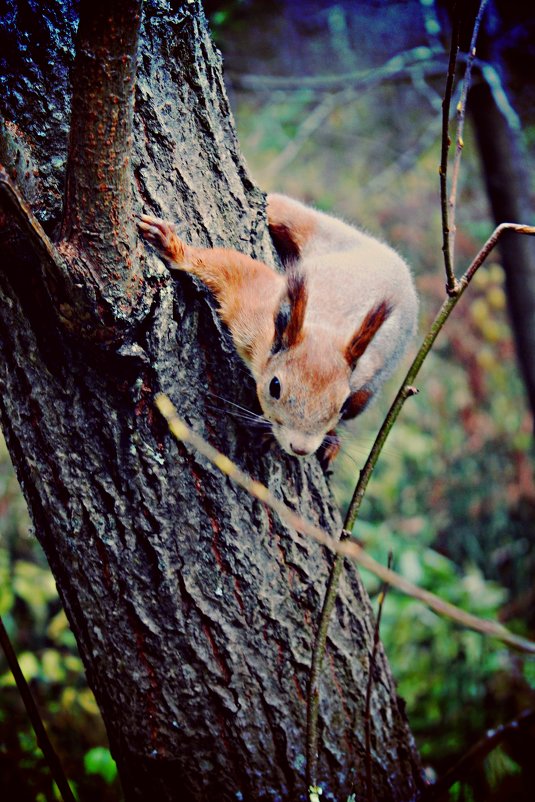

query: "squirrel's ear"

left=272, top=269, right=308, bottom=352
left=345, top=300, right=391, bottom=370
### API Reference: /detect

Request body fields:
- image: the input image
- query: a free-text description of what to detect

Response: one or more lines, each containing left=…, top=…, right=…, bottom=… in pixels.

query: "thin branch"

left=346, top=222, right=535, bottom=530
left=308, top=218, right=532, bottom=794
left=154, top=393, right=535, bottom=655
left=269, top=88, right=355, bottom=176
left=230, top=45, right=446, bottom=92
left=306, top=528, right=349, bottom=790
left=0, top=617, right=76, bottom=802
left=449, top=0, right=490, bottom=267
left=307, top=397, right=420, bottom=789
left=365, top=552, right=393, bottom=802
left=0, top=166, right=126, bottom=340
left=421, top=708, right=535, bottom=801
left=440, top=8, right=461, bottom=294
left=299, top=221, right=535, bottom=787
left=0, top=166, right=68, bottom=286
left=337, top=540, right=534, bottom=652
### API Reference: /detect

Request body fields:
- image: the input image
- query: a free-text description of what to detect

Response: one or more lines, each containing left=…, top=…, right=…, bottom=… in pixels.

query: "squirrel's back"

left=270, top=195, right=418, bottom=397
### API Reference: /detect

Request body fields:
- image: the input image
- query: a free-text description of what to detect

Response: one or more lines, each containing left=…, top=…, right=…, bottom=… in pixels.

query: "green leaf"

left=10, top=651, right=40, bottom=682
left=41, top=649, right=66, bottom=683
left=84, top=746, right=118, bottom=784
left=53, top=780, right=78, bottom=801
left=0, top=550, right=14, bottom=615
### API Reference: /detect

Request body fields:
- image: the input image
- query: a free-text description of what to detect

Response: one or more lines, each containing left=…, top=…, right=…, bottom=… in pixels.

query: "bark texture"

left=0, top=2, right=422, bottom=799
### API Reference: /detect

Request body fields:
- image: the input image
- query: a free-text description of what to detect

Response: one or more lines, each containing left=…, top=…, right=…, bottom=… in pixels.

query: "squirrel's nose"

left=290, top=444, right=310, bottom=457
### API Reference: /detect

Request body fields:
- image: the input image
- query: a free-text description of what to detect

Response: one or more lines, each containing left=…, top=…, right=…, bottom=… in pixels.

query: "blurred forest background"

left=1, top=0, right=535, bottom=800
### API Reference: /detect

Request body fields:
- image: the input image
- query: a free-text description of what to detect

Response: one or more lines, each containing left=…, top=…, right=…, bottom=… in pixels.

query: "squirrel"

left=138, top=193, right=418, bottom=464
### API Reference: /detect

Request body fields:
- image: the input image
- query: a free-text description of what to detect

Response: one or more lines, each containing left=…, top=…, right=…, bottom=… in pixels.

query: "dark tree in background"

left=0, top=2, right=422, bottom=800
left=468, top=12, right=535, bottom=429
left=436, top=0, right=535, bottom=428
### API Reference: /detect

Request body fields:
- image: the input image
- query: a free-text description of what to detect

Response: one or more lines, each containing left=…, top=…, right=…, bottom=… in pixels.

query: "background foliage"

left=1, top=1, right=535, bottom=800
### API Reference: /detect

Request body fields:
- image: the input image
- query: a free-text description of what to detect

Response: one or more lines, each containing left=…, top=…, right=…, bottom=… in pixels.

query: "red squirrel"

left=138, top=194, right=418, bottom=463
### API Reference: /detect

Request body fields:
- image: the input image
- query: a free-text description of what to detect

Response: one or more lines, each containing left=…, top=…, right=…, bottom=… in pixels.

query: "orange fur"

left=138, top=214, right=284, bottom=373
left=267, top=193, right=317, bottom=262
left=138, top=194, right=417, bottom=463
left=273, top=269, right=308, bottom=351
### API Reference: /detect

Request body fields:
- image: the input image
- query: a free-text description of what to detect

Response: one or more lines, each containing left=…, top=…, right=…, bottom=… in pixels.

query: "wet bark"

left=0, top=2, right=422, bottom=800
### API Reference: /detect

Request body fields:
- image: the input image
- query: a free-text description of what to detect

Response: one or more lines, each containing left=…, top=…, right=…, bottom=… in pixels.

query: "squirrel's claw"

left=138, top=214, right=176, bottom=254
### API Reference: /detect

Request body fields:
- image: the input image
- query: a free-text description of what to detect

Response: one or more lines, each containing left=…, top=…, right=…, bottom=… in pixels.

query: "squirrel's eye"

left=269, top=376, right=281, bottom=399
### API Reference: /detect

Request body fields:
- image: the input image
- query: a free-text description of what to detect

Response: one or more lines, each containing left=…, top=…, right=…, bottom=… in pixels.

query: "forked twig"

left=304, top=222, right=535, bottom=787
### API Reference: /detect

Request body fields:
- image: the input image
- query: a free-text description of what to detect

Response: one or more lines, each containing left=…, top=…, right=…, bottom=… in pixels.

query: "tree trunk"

left=0, top=2, right=422, bottom=799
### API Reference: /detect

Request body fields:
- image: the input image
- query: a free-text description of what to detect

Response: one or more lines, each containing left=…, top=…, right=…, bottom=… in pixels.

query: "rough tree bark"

left=0, top=2, right=422, bottom=800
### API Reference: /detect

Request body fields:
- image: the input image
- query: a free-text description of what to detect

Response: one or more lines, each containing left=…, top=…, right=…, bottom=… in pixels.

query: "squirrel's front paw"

left=138, top=214, right=183, bottom=264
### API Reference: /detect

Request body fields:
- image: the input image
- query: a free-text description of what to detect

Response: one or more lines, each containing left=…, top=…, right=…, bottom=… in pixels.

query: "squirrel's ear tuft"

left=345, top=300, right=392, bottom=369
left=269, top=222, right=301, bottom=263
left=272, top=268, right=308, bottom=352
left=285, top=270, right=308, bottom=347
left=273, top=301, right=290, bottom=353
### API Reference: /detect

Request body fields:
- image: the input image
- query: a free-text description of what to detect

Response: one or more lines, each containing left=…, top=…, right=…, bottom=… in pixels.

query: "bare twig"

left=439, top=9, right=461, bottom=294
left=344, top=222, right=535, bottom=532
left=365, top=552, right=393, bottom=802
left=269, top=88, right=355, bottom=176
left=336, top=540, right=534, bottom=653
left=154, top=393, right=535, bottom=656
left=301, top=221, right=535, bottom=788
left=421, top=708, right=535, bottom=801
left=302, top=25, right=535, bottom=756
left=449, top=0, right=490, bottom=267
left=230, top=45, right=446, bottom=92
left=0, top=617, right=76, bottom=802
left=306, top=528, right=349, bottom=790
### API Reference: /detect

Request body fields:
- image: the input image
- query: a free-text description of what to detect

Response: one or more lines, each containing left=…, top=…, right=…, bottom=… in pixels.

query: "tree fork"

left=0, top=2, right=423, bottom=799
left=60, top=0, right=145, bottom=325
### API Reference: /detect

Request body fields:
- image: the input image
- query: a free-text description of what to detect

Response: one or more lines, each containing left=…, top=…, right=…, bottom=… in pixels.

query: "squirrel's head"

left=257, top=340, right=351, bottom=457
left=255, top=270, right=391, bottom=458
